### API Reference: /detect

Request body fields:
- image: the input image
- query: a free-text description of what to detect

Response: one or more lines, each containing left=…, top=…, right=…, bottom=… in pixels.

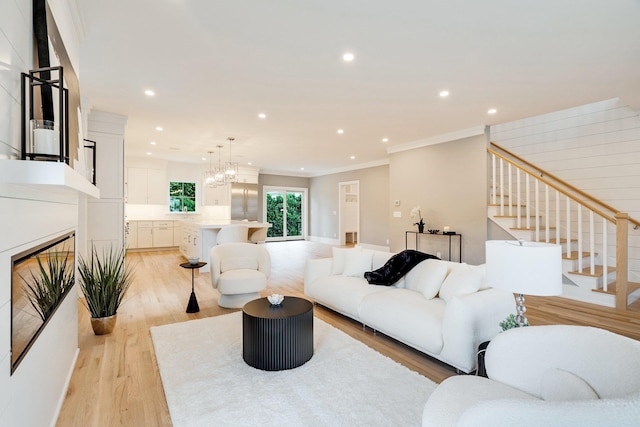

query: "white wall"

left=0, top=0, right=33, bottom=159
left=1, top=1, right=86, bottom=425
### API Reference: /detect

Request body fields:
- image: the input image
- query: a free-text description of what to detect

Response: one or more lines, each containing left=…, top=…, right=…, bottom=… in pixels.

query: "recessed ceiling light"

left=350, top=155, right=356, bottom=160
left=337, top=129, right=344, bottom=134
left=144, top=89, right=155, bottom=96
left=342, top=52, right=355, bottom=62
left=146, top=152, right=152, bottom=155
left=150, top=141, right=157, bottom=145
left=439, top=90, right=449, bottom=98
left=258, top=113, right=266, bottom=119
left=488, top=108, right=497, bottom=114
left=248, top=162, right=253, bottom=166
left=202, top=157, right=206, bottom=161
left=382, top=138, right=389, bottom=143
left=300, top=167, right=305, bottom=171
left=156, top=126, right=163, bottom=131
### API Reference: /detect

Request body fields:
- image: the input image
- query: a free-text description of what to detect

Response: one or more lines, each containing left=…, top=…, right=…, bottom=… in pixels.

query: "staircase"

left=488, top=143, right=640, bottom=310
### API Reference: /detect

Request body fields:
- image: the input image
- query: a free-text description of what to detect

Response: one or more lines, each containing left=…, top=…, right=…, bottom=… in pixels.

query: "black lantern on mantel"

left=20, top=66, right=69, bottom=163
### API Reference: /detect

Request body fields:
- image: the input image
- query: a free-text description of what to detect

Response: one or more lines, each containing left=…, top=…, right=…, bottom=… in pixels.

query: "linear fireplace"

left=10, top=231, right=75, bottom=373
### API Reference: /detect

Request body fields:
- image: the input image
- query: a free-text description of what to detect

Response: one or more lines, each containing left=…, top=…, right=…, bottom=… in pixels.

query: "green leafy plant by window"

left=170, top=181, right=196, bottom=212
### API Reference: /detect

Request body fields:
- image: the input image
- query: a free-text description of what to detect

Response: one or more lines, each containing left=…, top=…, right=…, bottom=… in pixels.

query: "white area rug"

left=150, top=311, right=436, bottom=427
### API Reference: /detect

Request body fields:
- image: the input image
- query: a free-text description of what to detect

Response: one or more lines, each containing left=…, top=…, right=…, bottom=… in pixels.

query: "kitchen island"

left=179, top=220, right=271, bottom=273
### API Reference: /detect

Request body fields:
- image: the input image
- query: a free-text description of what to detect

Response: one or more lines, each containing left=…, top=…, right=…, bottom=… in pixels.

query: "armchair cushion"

left=220, top=256, right=258, bottom=272
left=217, top=269, right=267, bottom=295
left=540, top=368, right=599, bottom=401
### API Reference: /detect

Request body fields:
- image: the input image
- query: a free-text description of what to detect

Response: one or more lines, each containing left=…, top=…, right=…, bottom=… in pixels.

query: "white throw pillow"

left=342, top=250, right=373, bottom=277
left=404, top=259, right=448, bottom=299
left=331, top=246, right=361, bottom=275
left=438, top=264, right=484, bottom=303
left=540, top=368, right=599, bottom=401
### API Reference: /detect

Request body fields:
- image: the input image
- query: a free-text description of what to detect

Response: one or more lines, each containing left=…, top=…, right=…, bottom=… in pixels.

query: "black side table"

left=180, top=262, right=207, bottom=313
left=476, top=341, right=490, bottom=377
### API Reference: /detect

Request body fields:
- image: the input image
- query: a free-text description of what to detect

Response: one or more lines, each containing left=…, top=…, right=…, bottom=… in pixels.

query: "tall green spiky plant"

left=21, top=249, right=75, bottom=321
left=78, top=245, right=134, bottom=318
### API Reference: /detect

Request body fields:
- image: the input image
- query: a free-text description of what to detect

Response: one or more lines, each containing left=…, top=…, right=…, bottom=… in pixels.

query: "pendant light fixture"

left=204, top=145, right=227, bottom=187
left=204, top=150, right=216, bottom=187
left=224, top=137, right=238, bottom=183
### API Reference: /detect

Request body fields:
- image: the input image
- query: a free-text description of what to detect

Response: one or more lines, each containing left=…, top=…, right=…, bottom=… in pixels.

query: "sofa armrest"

left=439, top=288, right=515, bottom=373
left=303, top=258, right=333, bottom=297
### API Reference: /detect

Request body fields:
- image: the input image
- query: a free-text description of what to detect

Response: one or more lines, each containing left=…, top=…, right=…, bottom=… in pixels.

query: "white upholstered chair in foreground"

left=209, top=242, right=270, bottom=308
left=216, top=224, right=248, bottom=245
left=422, top=325, right=640, bottom=427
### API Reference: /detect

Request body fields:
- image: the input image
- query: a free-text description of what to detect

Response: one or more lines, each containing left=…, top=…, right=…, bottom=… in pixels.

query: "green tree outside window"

left=169, top=182, right=196, bottom=212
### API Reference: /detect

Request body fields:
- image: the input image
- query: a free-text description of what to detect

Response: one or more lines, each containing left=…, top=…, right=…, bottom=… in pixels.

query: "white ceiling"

left=77, top=0, right=640, bottom=176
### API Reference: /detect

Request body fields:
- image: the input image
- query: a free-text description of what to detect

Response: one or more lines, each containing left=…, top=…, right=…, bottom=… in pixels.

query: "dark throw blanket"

left=364, top=250, right=440, bottom=286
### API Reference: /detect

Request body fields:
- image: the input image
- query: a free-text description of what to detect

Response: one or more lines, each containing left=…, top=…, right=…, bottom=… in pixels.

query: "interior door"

left=264, top=187, right=306, bottom=241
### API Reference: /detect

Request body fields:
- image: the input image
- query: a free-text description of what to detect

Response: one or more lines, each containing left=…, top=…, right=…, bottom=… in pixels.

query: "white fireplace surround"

left=0, top=160, right=99, bottom=426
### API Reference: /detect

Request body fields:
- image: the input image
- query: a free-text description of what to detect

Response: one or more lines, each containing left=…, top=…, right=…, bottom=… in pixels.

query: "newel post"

left=615, top=212, right=629, bottom=311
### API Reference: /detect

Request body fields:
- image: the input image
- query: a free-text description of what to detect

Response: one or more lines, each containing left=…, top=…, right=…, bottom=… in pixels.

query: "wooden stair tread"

left=562, top=251, right=592, bottom=260
left=510, top=226, right=556, bottom=231
left=569, top=265, right=616, bottom=277
left=537, top=238, right=576, bottom=244
left=593, top=281, right=640, bottom=296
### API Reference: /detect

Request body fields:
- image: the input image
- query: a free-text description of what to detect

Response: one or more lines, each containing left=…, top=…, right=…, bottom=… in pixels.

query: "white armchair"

left=209, top=242, right=271, bottom=308
left=422, top=325, right=640, bottom=427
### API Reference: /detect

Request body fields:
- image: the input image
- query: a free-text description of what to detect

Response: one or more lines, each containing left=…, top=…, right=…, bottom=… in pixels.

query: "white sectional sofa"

left=303, top=247, right=515, bottom=373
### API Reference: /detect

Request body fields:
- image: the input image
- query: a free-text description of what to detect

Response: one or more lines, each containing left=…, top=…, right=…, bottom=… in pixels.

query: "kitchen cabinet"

left=127, top=167, right=167, bottom=204
left=125, top=221, right=138, bottom=249
left=132, top=220, right=175, bottom=248
left=137, top=221, right=154, bottom=247
left=203, top=183, right=229, bottom=206
left=180, top=223, right=201, bottom=259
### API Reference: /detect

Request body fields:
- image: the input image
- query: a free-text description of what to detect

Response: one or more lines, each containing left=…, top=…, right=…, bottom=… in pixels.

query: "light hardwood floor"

left=56, top=241, right=640, bottom=426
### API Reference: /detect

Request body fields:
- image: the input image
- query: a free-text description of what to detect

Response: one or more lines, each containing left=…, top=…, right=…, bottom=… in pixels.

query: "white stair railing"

left=488, top=149, right=623, bottom=300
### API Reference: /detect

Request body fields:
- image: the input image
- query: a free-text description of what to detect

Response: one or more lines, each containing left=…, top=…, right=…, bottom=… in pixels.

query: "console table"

left=405, top=231, right=462, bottom=262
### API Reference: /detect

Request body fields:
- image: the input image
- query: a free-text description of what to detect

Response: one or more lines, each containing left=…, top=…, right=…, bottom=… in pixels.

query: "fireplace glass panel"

left=11, top=232, right=75, bottom=373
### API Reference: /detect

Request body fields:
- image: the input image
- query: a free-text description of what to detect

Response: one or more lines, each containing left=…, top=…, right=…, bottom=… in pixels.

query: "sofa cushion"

left=331, top=246, right=361, bottom=275
left=311, top=275, right=389, bottom=316
left=220, top=256, right=258, bottom=272
left=404, top=259, right=448, bottom=299
left=342, top=250, right=373, bottom=277
left=439, top=264, right=484, bottom=303
left=540, top=368, right=599, bottom=401
left=359, top=288, right=446, bottom=354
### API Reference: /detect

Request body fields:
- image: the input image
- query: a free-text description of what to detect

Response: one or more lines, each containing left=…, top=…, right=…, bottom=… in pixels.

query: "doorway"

left=263, top=186, right=307, bottom=241
left=338, top=180, right=360, bottom=246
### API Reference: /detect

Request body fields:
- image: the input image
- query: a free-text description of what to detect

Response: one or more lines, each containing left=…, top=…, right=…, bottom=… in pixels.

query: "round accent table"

left=179, top=262, right=207, bottom=313
left=242, top=296, right=314, bottom=371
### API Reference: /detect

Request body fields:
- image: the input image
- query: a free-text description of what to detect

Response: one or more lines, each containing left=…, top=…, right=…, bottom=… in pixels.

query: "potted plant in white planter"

left=78, top=245, right=134, bottom=335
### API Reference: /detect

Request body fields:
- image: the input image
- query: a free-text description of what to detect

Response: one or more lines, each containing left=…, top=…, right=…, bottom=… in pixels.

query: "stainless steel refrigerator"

left=231, top=183, right=258, bottom=221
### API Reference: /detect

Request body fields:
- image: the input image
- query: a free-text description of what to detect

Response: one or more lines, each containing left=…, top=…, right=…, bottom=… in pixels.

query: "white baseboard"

left=308, top=236, right=340, bottom=246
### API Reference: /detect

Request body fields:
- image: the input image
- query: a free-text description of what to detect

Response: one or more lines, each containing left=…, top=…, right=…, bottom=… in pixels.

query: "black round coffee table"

left=242, top=296, right=314, bottom=371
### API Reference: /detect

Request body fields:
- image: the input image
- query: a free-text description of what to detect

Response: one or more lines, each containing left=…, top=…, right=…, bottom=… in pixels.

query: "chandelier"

left=224, top=137, right=238, bottom=183
left=204, top=145, right=226, bottom=187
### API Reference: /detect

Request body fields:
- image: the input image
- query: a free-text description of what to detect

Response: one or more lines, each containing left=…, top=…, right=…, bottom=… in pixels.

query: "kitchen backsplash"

left=126, top=204, right=229, bottom=221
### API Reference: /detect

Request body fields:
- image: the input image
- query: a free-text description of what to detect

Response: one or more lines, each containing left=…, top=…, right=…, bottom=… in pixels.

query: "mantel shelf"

left=0, top=160, right=100, bottom=198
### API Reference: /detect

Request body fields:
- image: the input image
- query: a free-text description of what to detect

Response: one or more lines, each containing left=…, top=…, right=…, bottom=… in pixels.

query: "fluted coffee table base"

left=242, top=296, right=313, bottom=371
